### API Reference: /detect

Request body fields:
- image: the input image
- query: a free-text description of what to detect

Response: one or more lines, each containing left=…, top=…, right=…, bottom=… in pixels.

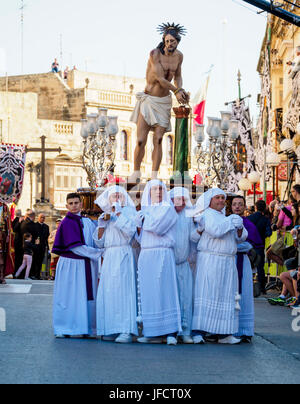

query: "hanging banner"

left=0, top=144, right=26, bottom=205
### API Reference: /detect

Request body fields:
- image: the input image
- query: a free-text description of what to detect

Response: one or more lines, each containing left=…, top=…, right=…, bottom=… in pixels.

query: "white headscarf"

left=168, top=187, right=193, bottom=209
left=141, top=179, right=171, bottom=208
left=187, top=187, right=227, bottom=217
left=94, top=185, right=135, bottom=212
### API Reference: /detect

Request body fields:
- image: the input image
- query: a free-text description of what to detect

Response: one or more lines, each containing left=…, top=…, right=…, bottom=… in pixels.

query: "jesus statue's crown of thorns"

left=156, top=22, right=187, bottom=38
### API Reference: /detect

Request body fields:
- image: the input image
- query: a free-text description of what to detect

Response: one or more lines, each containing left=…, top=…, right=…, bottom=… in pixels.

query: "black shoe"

left=240, top=336, right=252, bottom=343
left=204, top=334, right=219, bottom=343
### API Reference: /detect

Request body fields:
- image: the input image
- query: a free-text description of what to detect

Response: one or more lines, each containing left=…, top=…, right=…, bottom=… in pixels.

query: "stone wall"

left=0, top=73, right=86, bottom=122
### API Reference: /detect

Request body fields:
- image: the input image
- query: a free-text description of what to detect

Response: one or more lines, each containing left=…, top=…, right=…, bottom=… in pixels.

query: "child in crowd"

left=15, top=233, right=39, bottom=280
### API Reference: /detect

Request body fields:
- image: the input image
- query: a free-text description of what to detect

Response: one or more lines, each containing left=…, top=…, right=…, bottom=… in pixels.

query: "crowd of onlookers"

left=51, top=58, right=77, bottom=81
left=6, top=209, right=61, bottom=282
left=241, top=184, right=300, bottom=309
left=1, top=184, right=300, bottom=309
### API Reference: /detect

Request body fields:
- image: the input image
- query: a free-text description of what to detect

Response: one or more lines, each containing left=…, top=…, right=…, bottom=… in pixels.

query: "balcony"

left=85, top=89, right=135, bottom=110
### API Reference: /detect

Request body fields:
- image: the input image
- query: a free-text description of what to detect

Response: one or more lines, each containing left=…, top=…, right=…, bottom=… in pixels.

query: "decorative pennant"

left=0, top=144, right=26, bottom=205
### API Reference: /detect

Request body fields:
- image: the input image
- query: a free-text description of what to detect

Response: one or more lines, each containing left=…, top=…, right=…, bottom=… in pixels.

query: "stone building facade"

left=257, top=4, right=300, bottom=199
left=0, top=70, right=181, bottom=215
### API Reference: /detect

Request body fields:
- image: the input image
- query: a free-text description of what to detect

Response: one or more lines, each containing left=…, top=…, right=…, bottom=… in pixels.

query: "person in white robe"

left=93, top=185, right=138, bottom=343
left=231, top=195, right=255, bottom=341
left=52, top=193, right=102, bottom=338
left=190, top=188, right=248, bottom=345
left=169, top=187, right=196, bottom=344
left=136, top=180, right=182, bottom=345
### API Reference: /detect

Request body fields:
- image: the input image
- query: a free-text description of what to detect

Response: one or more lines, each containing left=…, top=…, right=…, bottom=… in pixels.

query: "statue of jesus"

left=129, top=23, right=190, bottom=183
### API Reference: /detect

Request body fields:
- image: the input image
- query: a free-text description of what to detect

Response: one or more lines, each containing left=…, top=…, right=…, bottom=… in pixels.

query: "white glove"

left=98, top=213, right=109, bottom=228
left=231, top=214, right=243, bottom=229
left=135, top=211, right=145, bottom=228
left=111, top=201, right=122, bottom=215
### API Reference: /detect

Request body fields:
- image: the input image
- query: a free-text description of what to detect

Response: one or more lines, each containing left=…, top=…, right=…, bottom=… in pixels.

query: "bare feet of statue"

left=128, top=170, right=141, bottom=184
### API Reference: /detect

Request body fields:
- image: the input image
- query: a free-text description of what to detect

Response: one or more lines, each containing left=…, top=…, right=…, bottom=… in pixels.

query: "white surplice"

left=93, top=206, right=138, bottom=336
left=234, top=241, right=255, bottom=337
left=173, top=209, right=196, bottom=335
left=192, top=208, right=248, bottom=335
left=53, top=217, right=101, bottom=336
left=138, top=203, right=182, bottom=337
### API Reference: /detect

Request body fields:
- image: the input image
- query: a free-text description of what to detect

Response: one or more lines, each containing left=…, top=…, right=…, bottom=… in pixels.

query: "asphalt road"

left=1, top=280, right=300, bottom=385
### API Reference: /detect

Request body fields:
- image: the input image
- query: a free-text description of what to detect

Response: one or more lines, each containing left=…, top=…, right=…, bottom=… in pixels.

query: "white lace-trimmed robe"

left=173, top=210, right=197, bottom=335
left=234, top=241, right=255, bottom=337
left=192, top=208, right=248, bottom=335
left=53, top=218, right=101, bottom=336
left=93, top=207, right=138, bottom=336
left=138, top=204, right=182, bottom=337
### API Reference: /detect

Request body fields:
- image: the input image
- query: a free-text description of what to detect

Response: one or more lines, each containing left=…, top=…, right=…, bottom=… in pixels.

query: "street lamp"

left=248, top=171, right=261, bottom=205
left=194, top=111, right=239, bottom=190
left=266, top=151, right=281, bottom=199
left=238, top=177, right=251, bottom=199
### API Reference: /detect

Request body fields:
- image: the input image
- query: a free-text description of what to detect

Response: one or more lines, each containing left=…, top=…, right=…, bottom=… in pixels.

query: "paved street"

left=1, top=279, right=300, bottom=385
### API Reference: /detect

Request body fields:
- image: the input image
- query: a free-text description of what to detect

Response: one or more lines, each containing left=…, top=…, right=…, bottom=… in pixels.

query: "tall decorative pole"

left=172, top=105, right=191, bottom=185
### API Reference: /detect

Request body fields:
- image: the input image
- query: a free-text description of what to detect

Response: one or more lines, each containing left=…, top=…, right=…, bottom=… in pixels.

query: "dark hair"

left=66, top=193, right=81, bottom=202
left=23, top=233, right=32, bottom=241
left=232, top=195, right=246, bottom=205
left=292, top=202, right=300, bottom=226
left=157, top=30, right=181, bottom=55
left=293, top=184, right=300, bottom=194
left=256, top=200, right=266, bottom=213
left=289, top=193, right=297, bottom=204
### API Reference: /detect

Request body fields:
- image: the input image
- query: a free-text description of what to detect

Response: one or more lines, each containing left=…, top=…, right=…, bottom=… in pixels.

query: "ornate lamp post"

left=194, top=111, right=239, bottom=190
left=80, top=108, right=118, bottom=190
left=248, top=171, right=261, bottom=205
left=266, top=151, right=280, bottom=199
left=79, top=108, right=118, bottom=217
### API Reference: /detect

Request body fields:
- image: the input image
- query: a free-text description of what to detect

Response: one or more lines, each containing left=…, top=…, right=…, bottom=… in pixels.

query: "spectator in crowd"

left=12, top=209, right=24, bottom=273
left=0, top=227, right=6, bottom=284
left=268, top=257, right=299, bottom=307
left=51, top=58, right=59, bottom=73
left=20, top=210, right=39, bottom=279
left=291, top=202, right=300, bottom=227
left=64, top=66, right=69, bottom=80
left=48, top=219, right=62, bottom=280
left=15, top=233, right=40, bottom=280
left=248, top=200, right=272, bottom=294
left=35, top=214, right=50, bottom=280
left=291, top=184, right=300, bottom=203
left=274, top=194, right=296, bottom=231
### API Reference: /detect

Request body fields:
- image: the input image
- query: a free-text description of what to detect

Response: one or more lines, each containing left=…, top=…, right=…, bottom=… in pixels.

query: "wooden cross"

left=26, top=136, right=61, bottom=202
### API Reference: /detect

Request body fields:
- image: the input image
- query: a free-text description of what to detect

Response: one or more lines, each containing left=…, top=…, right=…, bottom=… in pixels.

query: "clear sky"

left=0, top=0, right=267, bottom=123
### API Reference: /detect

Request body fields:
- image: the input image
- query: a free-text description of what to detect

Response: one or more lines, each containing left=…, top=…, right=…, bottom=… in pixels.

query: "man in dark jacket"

left=12, top=209, right=24, bottom=274
left=248, top=200, right=273, bottom=294
left=20, top=210, right=39, bottom=279
left=35, top=213, right=50, bottom=279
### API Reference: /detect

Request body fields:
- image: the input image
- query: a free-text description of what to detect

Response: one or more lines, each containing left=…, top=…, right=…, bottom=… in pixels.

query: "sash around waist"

left=105, top=244, right=131, bottom=249
left=141, top=246, right=173, bottom=251
left=199, top=250, right=235, bottom=258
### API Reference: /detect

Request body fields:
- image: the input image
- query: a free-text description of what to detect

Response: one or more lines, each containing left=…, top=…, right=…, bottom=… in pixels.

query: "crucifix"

left=26, top=136, right=62, bottom=202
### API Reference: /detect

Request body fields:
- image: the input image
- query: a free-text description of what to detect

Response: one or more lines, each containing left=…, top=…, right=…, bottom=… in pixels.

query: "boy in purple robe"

left=52, top=193, right=102, bottom=338
left=231, top=196, right=262, bottom=342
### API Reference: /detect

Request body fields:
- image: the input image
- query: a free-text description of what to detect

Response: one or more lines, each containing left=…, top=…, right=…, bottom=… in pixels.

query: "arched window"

left=120, top=130, right=128, bottom=161
left=166, top=135, right=173, bottom=165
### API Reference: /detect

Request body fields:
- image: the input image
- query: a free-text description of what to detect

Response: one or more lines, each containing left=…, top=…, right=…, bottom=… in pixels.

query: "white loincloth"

left=130, top=92, right=172, bottom=132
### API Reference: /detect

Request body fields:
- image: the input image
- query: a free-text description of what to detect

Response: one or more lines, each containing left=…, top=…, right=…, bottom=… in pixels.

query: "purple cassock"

left=52, top=212, right=94, bottom=301
left=236, top=217, right=264, bottom=294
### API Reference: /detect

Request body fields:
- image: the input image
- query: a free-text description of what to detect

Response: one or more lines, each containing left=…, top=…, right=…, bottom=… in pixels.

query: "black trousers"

left=255, top=248, right=266, bottom=293
left=32, top=247, right=46, bottom=279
